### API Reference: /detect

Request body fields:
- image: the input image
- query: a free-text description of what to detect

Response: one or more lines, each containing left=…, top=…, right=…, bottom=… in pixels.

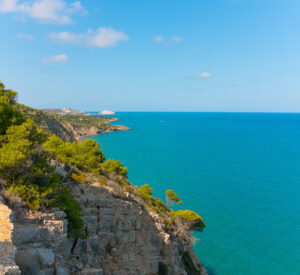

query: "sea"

left=90, top=112, right=300, bottom=275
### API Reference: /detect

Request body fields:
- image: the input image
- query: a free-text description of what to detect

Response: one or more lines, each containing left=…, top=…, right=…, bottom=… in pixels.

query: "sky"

left=0, top=0, right=299, bottom=112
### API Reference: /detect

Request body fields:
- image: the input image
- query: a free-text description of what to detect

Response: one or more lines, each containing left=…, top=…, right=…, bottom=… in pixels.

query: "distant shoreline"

left=78, top=117, right=129, bottom=140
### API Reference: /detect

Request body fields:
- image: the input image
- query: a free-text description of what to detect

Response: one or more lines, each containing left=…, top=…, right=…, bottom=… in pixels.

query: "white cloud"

left=0, top=0, right=86, bottom=24
left=235, top=82, right=242, bottom=86
left=0, top=0, right=18, bottom=12
left=154, top=35, right=163, bottom=42
left=43, top=54, right=69, bottom=63
left=172, top=36, right=183, bottom=42
left=48, top=31, right=81, bottom=43
left=49, top=27, right=129, bottom=48
left=17, top=33, right=33, bottom=40
left=197, top=72, right=213, bottom=79
left=86, top=28, right=129, bottom=47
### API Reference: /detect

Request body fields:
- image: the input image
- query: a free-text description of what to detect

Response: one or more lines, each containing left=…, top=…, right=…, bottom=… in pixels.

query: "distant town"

left=43, top=108, right=115, bottom=116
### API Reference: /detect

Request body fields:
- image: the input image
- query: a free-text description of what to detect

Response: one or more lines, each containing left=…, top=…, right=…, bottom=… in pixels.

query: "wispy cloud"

left=0, top=0, right=86, bottom=24
left=43, top=54, right=69, bottom=63
left=235, top=82, right=242, bottom=86
left=49, top=27, right=129, bottom=48
left=17, top=32, right=33, bottom=40
left=153, top=35, right=163, bottom=43
left=49, top=31, right=81, bottom=43
left=172, top=36, right=183, bottom=42
left=197, top=72, right=213, bottom=79
left=86, top=28, right=129, bottom=47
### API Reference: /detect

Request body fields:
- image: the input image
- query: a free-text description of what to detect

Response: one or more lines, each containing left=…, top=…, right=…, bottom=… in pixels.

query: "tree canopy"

left=166, top=190, right=182, bottom=206
left=0, top=81, right=24, bottom=135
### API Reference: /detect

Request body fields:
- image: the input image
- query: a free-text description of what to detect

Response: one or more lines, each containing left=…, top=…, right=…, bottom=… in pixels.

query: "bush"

left=175, top=210, right=205, bottom=228
left=71, top=172, right=86, bottom=184
left=137, top=184, right=153, bottom=200
left=6, top=155, right=61, bottom=210
left=52, top=185, right=85, bottom=238
left=0, top=82, right=85, bottom=239
left=43, top=135, right=105, bottom=174
left=0, top=82, right=25, bottom=135
left=166, top=190, right=182, bottom=205
left=101, top=159, right=127, bottom=176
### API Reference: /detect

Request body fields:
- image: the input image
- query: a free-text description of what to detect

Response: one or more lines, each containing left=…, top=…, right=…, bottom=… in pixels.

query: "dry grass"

left=0, top=189, right=25, bottom=210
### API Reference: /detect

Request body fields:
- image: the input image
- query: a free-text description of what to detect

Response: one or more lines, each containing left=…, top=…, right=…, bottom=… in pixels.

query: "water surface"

left=91, top=112, right=300, bottom=275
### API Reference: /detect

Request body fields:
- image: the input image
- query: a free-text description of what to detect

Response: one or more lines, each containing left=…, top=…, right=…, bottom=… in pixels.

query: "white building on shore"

left=98, top=110, right=115, bottom=115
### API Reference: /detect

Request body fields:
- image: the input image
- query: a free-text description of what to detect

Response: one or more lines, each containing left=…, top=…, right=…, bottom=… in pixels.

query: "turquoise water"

left=91, top=113, right=300, bottom=275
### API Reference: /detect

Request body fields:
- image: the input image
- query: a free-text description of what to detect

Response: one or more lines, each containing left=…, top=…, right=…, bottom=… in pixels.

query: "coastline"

left=67, top=116, right=129, bottom=141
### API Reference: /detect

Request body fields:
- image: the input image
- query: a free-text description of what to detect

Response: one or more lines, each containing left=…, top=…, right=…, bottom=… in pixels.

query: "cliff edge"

left=0, top=82, right=206, bottom=275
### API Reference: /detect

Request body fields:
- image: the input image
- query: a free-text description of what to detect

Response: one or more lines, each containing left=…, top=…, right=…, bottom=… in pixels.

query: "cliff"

left=17, top=105, right=128, bottom=142
left=0, top=167, right=206, bottom=274
left=0, top=82, right=206, bottom=275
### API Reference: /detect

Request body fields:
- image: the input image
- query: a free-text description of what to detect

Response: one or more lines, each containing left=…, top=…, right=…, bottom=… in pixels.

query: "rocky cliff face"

left=0, top=106, right=205, bottom=275
left=57, top=120, right=128, bottom=141
left=0, top=198, right=20, bottom=275
left=0, top=172, right=206, bottom=275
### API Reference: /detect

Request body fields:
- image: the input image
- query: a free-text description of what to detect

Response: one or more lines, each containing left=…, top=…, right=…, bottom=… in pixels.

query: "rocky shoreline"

left=59, top=118, right=129, bottom=141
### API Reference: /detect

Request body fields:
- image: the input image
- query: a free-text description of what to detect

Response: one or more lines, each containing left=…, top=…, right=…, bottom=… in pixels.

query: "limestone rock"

left=0, top=179, right=205, bottom=275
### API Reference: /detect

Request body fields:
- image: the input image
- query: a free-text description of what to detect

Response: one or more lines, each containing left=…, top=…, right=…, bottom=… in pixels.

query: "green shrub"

left=101, top=159, right=127, bottom=176
left=175, top=210, right=205, bottom=228
left=152, top=197, right=168, bottom=215
left=0, top=82, right=25, bottom=135
left=0, top=82, right=85, bottom=239
left=52, top=185, right=85, bottom=238
left=6, top=155, right=61, bottom=210
left=166, top=190, right=182, bottom=205
left=0, top=120, right=47, bottom=176
left=43, top=135, right=105, bottom=174
left=137, top=184, right=153, bottom=200
left=71, top=172, right=86, bottom=184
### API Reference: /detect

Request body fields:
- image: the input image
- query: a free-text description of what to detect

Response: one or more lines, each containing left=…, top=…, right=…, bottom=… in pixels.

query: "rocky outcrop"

left=0, top=198, right=20, bottom=275
left=18, top=106, right=128, bottom=142
left=58, top=121, right=128, bottom=141
left=0, top=178, right=205, bottom=275
left=41, top=114, right=76, bottom=142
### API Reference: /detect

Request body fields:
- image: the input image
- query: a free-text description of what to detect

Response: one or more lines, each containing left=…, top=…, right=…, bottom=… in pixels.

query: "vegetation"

left=0, top=80, right=205, bottom=241
left=0, top=82, right=25, bottom=135
left=137, top=183, right=205, bottom=230
left=43, top=135, right=105, bottom=174
left=101, top=159, right=128, bottom=176
left=52, top=185, right=85, bottom=238
left=71, top=171, right=86, bottom=184
left=0, top=81, right=85, bottom=238
left=166, top=190, right=182, bottom=206
left=53, top=114, right=115, bottom=127
left=137, top=184, right=153, bottom=200
left=175, top=210, right=205, bottom=228
left=52, top=113, right=120, bottom=134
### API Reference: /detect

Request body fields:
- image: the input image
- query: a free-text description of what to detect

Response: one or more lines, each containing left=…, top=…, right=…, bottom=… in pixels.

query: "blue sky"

left=0, top=0, right=299, bottom=112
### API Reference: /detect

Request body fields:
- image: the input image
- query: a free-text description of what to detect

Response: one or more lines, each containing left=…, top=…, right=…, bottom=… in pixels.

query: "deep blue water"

left=91, top=112, right=300, bottom=275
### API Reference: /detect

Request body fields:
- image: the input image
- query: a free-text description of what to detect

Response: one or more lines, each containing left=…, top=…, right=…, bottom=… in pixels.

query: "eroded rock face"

left=0, top=198, right=20, bottom=275
left=69, top=183, right=188, bottom=275
left=1, top=182, right=203, bottom=275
